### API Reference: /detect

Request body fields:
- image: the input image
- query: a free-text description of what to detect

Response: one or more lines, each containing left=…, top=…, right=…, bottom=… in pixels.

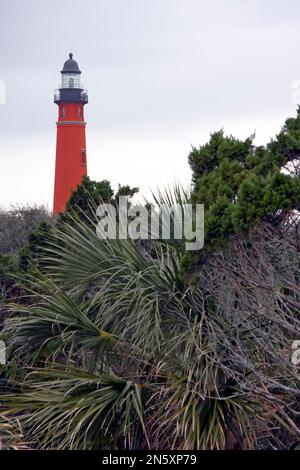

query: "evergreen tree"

left=188, top=108, right=300, bottom=260
left=58, top=176, right=139, bottom=225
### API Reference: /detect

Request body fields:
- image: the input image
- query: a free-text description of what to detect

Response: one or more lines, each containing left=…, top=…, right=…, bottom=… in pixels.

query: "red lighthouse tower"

left=53, top=53, right=88, bottom=214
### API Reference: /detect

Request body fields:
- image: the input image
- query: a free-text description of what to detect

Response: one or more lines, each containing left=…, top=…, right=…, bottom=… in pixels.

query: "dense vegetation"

left=1, top=110, right=300, bottom=450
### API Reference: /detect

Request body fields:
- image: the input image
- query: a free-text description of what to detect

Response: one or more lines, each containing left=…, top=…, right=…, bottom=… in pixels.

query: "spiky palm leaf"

left=0, top=413, right=28, bottom=450
left=3, top=366, right=148, bottom=450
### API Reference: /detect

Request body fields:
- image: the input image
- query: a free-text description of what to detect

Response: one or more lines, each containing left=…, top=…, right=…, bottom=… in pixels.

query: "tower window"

left=80, top=149, right=86, bottom=166
left=61, top=74, right=81, bottom=89
left=61, top=106, right=65, bottom=118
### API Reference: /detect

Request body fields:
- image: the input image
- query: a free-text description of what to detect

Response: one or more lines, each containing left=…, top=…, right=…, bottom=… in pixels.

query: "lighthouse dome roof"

left=61, top=53, right=81, bottom=74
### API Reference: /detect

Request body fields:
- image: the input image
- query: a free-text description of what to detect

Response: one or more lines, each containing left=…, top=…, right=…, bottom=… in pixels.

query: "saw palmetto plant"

left=1, top=189, right=300, bottom=450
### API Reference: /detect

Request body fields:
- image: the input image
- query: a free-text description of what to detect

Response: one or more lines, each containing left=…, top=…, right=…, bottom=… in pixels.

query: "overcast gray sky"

left=1, top=0, right=300, bottom=208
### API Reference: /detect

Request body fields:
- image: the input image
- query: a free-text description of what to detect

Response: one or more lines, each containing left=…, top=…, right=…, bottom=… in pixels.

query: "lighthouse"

left=53, top=53, right=88, bottom=214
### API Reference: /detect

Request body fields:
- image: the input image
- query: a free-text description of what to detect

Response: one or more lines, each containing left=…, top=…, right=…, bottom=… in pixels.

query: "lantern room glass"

left=61, top=73, right=81, bottom=89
